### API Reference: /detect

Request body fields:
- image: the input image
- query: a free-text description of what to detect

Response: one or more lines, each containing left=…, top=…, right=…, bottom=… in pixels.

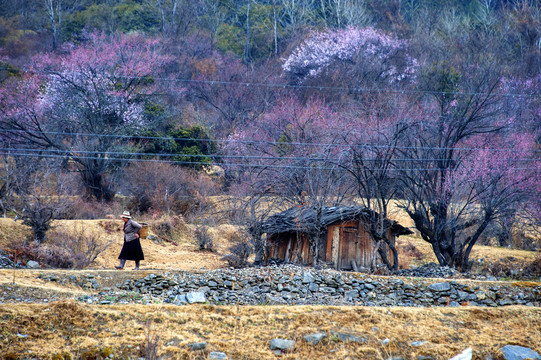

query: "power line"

left=0, top=146, right=538, bottom=163
left=0, top=151, right=538, bottom=172
left=1, top=129, right=539, bottom=153
left=3, top=66, right=538, bottom=99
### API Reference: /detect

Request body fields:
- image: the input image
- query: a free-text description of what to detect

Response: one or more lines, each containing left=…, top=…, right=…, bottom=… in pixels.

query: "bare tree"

left=281, top=0, right=316, bottom=31
left=154, top=0, right=196, bottom=37
left=343, top=101, right=412, bottom=271
left=196, top=0, right=228, bottom=48
left=222, top=190, right=284, bottom=265
left=6, top=156, right=69, bottom=244
left=42, top=0, right=80, bottom=49
left=188, top=55, right=275, bottom=138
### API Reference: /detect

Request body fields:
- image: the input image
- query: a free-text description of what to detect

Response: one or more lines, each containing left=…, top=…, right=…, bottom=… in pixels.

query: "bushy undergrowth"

left=396, top=240, right=425, bottom=269
left=122, top=163, right=219, bottom=216
left=470, top=253, right=541, bottom=280
left=523, top=253, right=541, bottom=278
left=8, top=226, right=113, bottom=269
left=150, top=214, right=190, bottom=246
left=194, top=224, right=214, bottom=251
left=64, top=197, right=126, bottom=220
left=222, top=242, right=253, bottom=268
left=222, top=229, right=253, bottom=268
left=98, top=220, right=121, bottom=234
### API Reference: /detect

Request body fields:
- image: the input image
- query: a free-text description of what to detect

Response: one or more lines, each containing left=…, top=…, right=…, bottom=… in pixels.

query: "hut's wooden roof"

left=262, top=205, right=412, bottom=236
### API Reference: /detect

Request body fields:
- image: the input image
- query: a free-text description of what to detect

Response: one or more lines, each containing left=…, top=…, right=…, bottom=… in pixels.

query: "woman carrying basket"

left=115, top=211, right=144, bottom=270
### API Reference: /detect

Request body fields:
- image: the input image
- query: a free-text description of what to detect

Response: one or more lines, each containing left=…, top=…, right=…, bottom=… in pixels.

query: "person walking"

left=116, top=211, right=144, bottom=270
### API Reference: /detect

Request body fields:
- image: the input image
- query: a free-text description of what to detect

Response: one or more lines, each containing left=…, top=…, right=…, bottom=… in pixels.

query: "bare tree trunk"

left=244, top=2, right=251, bottom=64
left=273, top=5, right=278, bottom=55
left=44, top=0, right=62, bottom=49
left=370, top=240, right=381, bottom=272
left=157, top=0, right=166, bottom=32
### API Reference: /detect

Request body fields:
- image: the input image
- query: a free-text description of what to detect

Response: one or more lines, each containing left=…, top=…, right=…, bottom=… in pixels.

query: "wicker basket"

left=139, top=223, right=149, bottom=239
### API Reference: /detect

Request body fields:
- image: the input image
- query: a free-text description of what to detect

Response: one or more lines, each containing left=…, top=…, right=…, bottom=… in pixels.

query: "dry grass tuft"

left=207, top=224, right=244, bottom=254
left=0, top=218, right=30, bottom=248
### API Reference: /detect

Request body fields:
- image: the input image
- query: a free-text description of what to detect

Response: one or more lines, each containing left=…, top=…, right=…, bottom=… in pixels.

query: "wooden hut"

left=262, top=206, right=412, bottom=270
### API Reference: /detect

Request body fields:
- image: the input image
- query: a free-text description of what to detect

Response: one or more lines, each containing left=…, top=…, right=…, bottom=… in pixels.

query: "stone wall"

left=106, top=265, right=540, bottom=307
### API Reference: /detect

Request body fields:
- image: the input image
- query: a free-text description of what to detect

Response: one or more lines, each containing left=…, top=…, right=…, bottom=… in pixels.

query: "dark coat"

left=118, top=219, right=144, bottom=261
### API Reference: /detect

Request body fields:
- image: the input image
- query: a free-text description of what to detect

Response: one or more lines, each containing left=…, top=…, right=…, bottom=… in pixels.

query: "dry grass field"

left=0, top=211, right=540, bottom=359
left=1, top=301, right=540, bottom=359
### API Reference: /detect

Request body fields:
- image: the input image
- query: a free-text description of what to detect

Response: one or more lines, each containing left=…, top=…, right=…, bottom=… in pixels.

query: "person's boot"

left=115, top=259, right=126, bottom=269
left=133, top=260, right=140, bottom=270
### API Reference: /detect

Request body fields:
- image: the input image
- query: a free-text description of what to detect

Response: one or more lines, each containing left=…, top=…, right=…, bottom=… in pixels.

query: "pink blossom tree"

left=455, top=133, right=539, bottom=267
left=397, top=61, right=539, bottom=270
left=282, top=26, right=417, bottom=88
left=0, top=33, right=180, bottom=201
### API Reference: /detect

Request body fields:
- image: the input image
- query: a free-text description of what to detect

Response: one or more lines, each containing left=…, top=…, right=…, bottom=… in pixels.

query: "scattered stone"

left=410, top=341, right=427, bottom=346
left=450, top=348, right=472, bottom=360
left=331, top=331, right=367, bottom=343
left=501, top=345, right=541, bottom=360
left=381, top=338, right=391, bottom=346
left=209, top=352, right=228, bottom=360
left=270, top=339, right=295, bottom=352
left=166, top=337, right=182, bottom=347
left=187, top=342, right=207, bottom=351
left=304, top=333, right=326, bottom=345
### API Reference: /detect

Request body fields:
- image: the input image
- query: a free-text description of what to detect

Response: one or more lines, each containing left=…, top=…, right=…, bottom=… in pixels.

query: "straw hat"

left=121, top=211, right=132, bottom=219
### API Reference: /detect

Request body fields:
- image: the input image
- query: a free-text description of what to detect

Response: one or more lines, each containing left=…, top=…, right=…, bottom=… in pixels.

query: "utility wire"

left=1, top=129, right=539, bottom=153
left=2, top=66, right=538, bottom=99
left=0, top=151, right=538, bottom=172
left=0, top=146, right=538, bottom=163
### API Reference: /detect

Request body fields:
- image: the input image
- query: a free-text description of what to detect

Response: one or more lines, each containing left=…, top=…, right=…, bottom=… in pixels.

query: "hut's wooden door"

left=338, top=224, right=358, bottom=270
